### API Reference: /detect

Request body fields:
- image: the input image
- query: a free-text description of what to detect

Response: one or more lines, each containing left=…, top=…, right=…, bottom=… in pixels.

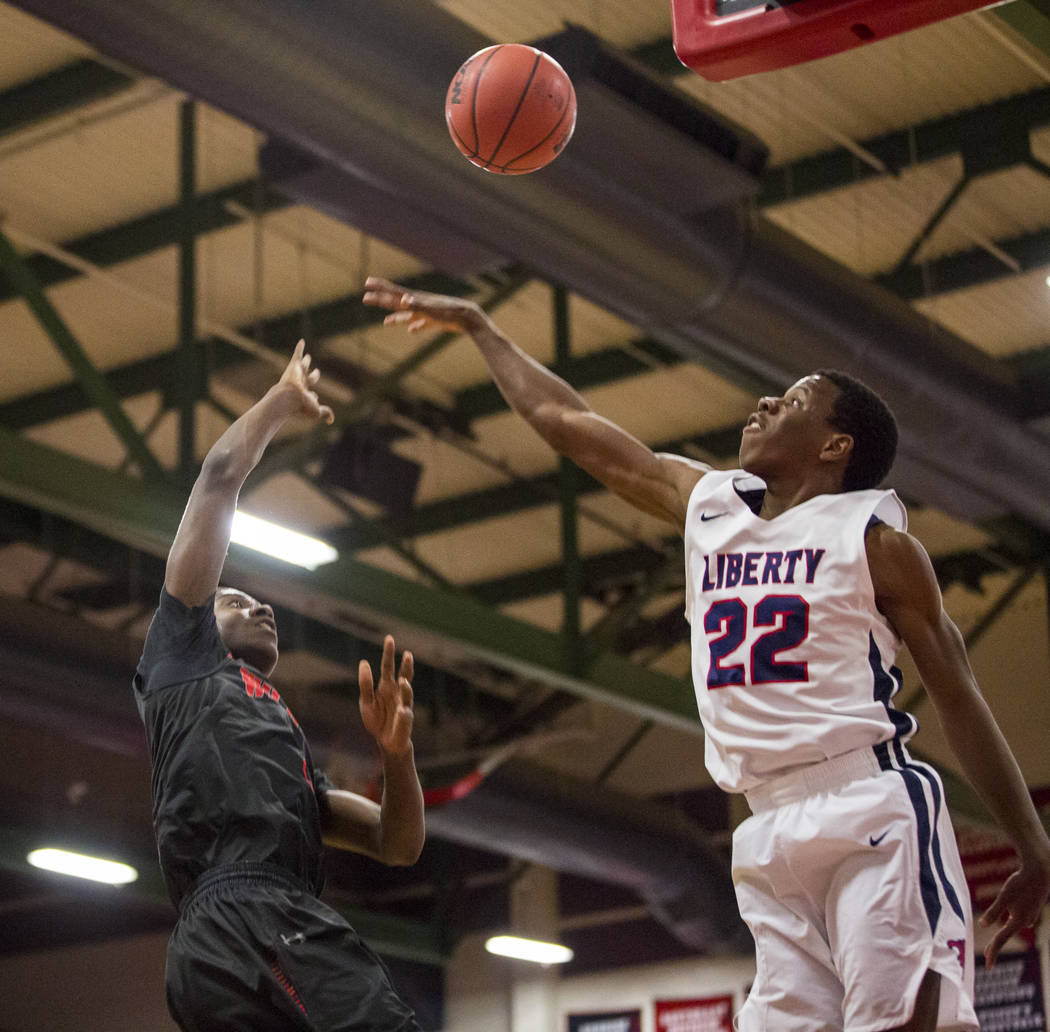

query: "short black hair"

left=814, top=369, right=898, bottom=491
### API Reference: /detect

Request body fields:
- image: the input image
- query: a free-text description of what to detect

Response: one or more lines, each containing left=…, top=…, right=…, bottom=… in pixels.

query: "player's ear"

left=820, top=431, right=853, bottom=464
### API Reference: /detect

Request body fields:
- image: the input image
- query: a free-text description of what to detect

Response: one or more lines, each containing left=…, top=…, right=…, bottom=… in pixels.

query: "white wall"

left=443, top=933, right=755, bottom=1032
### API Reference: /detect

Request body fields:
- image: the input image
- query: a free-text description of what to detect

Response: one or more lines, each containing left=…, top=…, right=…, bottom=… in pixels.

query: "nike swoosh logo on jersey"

left=869, top=830, right=890, bottom=846
left=700, top=512, right=728, bottom=522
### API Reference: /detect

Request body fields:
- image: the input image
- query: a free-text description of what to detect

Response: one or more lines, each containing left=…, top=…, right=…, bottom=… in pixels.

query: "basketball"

left=445, top=44, right=577, bottom=175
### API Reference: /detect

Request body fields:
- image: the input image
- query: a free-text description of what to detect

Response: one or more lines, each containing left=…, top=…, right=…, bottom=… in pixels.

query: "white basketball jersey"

left=683, top=469, right=914, bottom=793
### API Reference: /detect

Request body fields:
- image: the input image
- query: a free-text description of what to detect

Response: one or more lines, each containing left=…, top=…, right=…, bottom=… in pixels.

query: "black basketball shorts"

left=166, top=863, right=421, bottom=1032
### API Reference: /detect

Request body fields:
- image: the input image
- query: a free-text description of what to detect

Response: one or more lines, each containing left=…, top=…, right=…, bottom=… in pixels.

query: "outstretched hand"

left=279, top=339, right=335, bottom=424
left=358, top=635, right=415, bottom=757
left=980, top=856, right=1050, bottom=967
left=363, top=276, right=486, bottom=335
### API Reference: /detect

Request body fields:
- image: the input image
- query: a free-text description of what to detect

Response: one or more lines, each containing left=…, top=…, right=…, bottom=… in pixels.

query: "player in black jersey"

left=134, top=341, right=425, bottom=1032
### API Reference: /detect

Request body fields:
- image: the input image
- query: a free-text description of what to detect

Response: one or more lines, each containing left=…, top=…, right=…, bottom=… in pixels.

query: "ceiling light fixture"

left=484, top=934, right=574, bottom=965
left=27, top=848, right=138, bottom=885
left=231, top=510, right=338, bottom=570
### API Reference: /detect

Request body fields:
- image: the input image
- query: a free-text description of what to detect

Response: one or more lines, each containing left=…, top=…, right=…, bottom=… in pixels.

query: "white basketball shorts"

left=732, top=744, right=978, bottom=1032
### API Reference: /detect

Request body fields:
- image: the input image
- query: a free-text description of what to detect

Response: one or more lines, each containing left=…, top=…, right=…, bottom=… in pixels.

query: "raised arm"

left=867, top=524, right=1050, bottom=966
left=363, top=277, right=704, bottom=532
left=321, top=635, right=424, bottom=866
left=165, top=341, right=334, bottom=606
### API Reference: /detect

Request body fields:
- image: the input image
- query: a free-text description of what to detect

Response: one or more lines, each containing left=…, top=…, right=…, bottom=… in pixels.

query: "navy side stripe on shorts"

left=870, top=635, right=965, bottom=932
left=875, top=739, right=942, bottom=933
left=909, top=762, right=966, bottom=922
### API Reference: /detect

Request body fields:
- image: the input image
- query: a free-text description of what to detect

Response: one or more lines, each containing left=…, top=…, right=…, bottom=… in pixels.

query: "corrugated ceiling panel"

left=434, top=0, right=669, bottom=51
left=0, top=96, right=259, bottom=243
left=0, top=3, right=92, bottom=85
left=915, top=264, right=1050, bottom=356
left=763, top=155, right=964, bottom=276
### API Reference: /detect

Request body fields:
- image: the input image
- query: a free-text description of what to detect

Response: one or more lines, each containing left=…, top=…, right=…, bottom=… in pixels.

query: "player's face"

left=738, top=374, right=843, bottom=478
left=214, top=588, right=279, bottom=675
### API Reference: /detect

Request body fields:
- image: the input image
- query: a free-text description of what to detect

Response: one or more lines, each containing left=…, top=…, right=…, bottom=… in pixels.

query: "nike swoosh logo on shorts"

left=869, top=830, right=890, bottom=846
left=700, top=512, right=728, bottom=522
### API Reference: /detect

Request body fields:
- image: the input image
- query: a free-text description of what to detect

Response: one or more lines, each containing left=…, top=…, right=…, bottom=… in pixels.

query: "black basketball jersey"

left=134, top=588, right=331, bottom=908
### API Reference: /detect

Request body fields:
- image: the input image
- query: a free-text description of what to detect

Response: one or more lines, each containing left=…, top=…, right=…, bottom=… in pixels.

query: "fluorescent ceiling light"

left=232, top=510, right=338, bottom=570
left=484, top=935, right=574, bottom=965
left=27, top=848, right=138, bottom=885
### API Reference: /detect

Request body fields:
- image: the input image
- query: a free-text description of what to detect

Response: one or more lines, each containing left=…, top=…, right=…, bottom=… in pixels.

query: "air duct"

left=9, top=0, right=1050, bottom=530
left=425, top=758, right=748, bottom=953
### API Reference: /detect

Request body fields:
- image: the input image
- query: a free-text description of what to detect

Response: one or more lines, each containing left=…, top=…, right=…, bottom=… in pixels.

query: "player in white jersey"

left=363, top=278, right=1050, bottom=1032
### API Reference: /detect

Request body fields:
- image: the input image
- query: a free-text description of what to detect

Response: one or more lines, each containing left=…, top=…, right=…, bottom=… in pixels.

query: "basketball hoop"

left=671, top=0, right=1001, bottom=81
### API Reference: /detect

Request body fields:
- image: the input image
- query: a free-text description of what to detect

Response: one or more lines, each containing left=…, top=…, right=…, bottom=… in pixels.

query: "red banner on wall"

left=655, top=995, right=734, bottom=1032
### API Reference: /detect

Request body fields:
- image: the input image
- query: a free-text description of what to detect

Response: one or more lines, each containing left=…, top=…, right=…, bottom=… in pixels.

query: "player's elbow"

left=383, top=829, right=425, bottom=867
left=198, top=445, right=244, bottom=490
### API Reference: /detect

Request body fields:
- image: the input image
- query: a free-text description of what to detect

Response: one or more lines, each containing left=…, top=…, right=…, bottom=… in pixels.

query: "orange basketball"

left=445, top=44, right=577, bottom=175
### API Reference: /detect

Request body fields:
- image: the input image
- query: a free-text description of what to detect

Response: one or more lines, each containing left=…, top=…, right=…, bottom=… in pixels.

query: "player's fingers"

left=308, top=367, right=320, bottom=384
left=392, top=705, right=414, bottom=742
left=292, top=338, right=305, bottom=360
left=380, top=635, right=396, bottom=685
left=320, top=404, right=335, bottom=425
left=985, top=922, right=1016, bottom=968
left=398, top=649, right=414, bottom=685
left=399, top=676, right=414, bottom=709
left=357, top=658, right=374, bottom=699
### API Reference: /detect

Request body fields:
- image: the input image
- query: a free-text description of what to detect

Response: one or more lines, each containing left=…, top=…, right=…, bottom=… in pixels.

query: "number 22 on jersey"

left=704, top=594, right=809, bottom=688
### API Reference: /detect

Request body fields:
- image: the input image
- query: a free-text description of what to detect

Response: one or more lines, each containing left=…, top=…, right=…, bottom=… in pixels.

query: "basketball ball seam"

left=469, top=46, right=504, bottom=160
left=492, top=99, right=575, bottom=172
left=478, top=51, right=543, bottom=171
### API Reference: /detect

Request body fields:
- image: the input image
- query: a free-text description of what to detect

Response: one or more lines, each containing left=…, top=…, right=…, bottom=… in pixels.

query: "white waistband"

left=744, top=746, right=884, bottom=814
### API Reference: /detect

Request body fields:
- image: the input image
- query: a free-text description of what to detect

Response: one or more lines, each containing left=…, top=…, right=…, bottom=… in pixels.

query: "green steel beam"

left=248, top=273, right=468, bottom=356
left=0, top=58, right=133, bottom=138
left=457, top=336, right=682, bottom=421
left=876, top=225, right=1050, bottom=300
left=0, top=179, right=290, bottom=306
left=0, top=825, right=451, bottom=964
left=888, top=174, right=970, bottom=279
left=995, top=0, right=1050, bottom=55
left=0, top=229, right=167, bottom=481
left=470, top=540, right=679, bottom=607
left=0, top=339, right=244, bottom=429
left=0, top=425, right=700, bottom=730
